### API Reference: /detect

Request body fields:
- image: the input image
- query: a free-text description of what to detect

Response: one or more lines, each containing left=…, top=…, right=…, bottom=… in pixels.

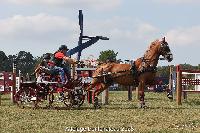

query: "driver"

left=52, top=45, right=76, bottom=84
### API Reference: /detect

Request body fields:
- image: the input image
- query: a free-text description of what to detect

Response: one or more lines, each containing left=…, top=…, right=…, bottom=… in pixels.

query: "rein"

left=93, top=57, right=158, bottom=80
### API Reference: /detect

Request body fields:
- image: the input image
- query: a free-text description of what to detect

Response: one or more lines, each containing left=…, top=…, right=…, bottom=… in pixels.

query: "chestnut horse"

left=86, top=37, right=173, bottom=108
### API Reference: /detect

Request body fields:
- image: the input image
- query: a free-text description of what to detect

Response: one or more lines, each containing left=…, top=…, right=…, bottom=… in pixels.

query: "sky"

left=0, top=0, right=200, bottom=66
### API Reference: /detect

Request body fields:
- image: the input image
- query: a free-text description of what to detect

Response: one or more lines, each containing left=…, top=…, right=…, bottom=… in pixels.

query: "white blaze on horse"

left=86, top=37, right=173, bottom=108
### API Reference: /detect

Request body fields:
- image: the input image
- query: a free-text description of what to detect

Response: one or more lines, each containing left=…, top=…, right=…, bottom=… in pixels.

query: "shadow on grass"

left=146, top=97, right=165, bottom=101
left=3, top=99, right=200, bottom=111
left=15, top=104, right=200, bottom=111
left=100, top=105, right=200, bottom=110
left=184, top=99, right=200, bottom=106
left=16, top=105, right=93, bottom=111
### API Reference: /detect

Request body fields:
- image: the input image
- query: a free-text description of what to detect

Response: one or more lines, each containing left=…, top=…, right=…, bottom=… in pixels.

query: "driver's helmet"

left=43, top=53, right=51, bottom=60
left=59, top=45, right=69, bottom=51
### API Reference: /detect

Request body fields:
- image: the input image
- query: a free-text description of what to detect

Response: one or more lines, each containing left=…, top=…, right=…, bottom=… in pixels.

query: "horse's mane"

left=143, top=39, right=160, bottom=57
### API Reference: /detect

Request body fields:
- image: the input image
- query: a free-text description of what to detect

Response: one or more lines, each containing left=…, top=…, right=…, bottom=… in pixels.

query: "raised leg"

left=138, top=81, right=146, bottom=108
left=85, top=79, right=98, bottom=92
left=93, top=83, right=110, bottom=109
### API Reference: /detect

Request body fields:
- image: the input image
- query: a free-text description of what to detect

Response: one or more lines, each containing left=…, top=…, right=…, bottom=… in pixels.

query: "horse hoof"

left=140, top=105, right=148, bottom=109
left=33, top=106, right=38, bottom=110
left=167, top=91, right=173, bottom=99
left=93, top=97, right=101, bottom=109
left=138, top=102, right=147, bottom=109
left=46, top=105, right=54, bottom=109
left=142, top=105, right=148, bottom=109
left=94, top=104, right=101, bottom=109
left=94, top=97, right=98, bottom=102
left=167, top=94, right=173, bottom=100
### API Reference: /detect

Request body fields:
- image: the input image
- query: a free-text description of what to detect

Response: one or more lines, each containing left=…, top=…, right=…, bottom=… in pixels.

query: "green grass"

left=1, top=91, right=200, bottom=133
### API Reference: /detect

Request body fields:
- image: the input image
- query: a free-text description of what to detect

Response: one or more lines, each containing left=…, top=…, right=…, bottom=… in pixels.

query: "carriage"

left=14, top=67, right=88, bottom=109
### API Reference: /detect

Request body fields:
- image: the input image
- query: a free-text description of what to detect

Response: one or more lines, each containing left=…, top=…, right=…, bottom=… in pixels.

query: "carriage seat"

left=36, top=66, right=62, bottom=83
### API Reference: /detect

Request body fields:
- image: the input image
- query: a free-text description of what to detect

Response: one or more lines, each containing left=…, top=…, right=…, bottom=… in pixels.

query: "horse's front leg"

left=85, top=79, right=99, bottom=93
left=138, top=81, right=146, bottom=108
left=93, top=83, right=109, bottom=109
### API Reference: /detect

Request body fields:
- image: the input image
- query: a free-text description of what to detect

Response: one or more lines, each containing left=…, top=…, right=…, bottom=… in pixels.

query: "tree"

left=98, top=50, right=118, bottom=63
left=16, top=51, right=36, bottom=75
left=198, top=64, right=200, bottom=70
left=6, top=55, right=14, bottom=72
left=156, top=66, right=170, bottom=77
left=0, top=51, right=8, bottom=71
left=180, top=63, right=194, bottom=70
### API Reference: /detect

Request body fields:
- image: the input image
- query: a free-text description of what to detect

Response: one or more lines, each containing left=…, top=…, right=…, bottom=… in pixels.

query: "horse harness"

left=138, top=57, right=157, bottom=74
left=93, top=60, right=157, bottom=85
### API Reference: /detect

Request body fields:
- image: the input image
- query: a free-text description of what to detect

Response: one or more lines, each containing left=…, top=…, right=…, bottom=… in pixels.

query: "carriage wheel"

left=72, top=95, right=84, bottom=108
left=62, top=91, right=84, bottom=109
left=63, top=91, right=73, bottom=108
left=62, top=80, right=85, bottom=109
left=15, top=90, right=25, bottom=108
left=72, top=98, right=84, bottom=108
left=15, top=88, right=35, bottom=108
left=70, top=87, right=85, bottom=109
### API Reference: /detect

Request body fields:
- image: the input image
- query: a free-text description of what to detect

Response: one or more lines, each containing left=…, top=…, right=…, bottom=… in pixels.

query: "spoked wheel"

left=70, top=88, right=85, bottom=109
left=62, top=87, right=85, bottom=109
left=15, top=87, right=36, bottom=108
left=62, top=91, right=73, bottom=108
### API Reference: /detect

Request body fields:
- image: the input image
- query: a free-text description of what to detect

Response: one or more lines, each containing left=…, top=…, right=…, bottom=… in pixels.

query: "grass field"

left=1, top=91, right=200, bottom=133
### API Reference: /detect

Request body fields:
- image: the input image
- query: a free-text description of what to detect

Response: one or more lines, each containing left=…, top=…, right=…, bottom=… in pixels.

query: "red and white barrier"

left=176, top=65, right=200, bottom=105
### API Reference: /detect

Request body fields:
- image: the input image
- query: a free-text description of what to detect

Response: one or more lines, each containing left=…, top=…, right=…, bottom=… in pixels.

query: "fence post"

left=11, top=63, right=16, bottom=104
left=169, top=65, right=173, bottom=99
left=128, top=86, right=132, bottom=101
left=18, top=70, right=21, bottom=92
left=102, top=89, right=109, bottom=105
left=183, top=85, right=187, bottom=100
left=0, top=73, right=3, bottom=106
left=176, top=65, right=182, bottom=105
left=11, top=68, right=16, bottom=104
left=135, top=87, right=139, bottom=100
left=0, top=92, right=1, bottom=106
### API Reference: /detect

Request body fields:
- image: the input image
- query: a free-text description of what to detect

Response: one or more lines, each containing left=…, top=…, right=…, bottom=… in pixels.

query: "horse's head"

left=93, top=63, right=114, bottom=77
left=159, top=37, right=173, bottom=62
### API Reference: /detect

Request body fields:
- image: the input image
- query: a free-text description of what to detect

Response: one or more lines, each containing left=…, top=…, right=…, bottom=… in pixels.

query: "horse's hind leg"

left=167, top=88, right=173, bottom=100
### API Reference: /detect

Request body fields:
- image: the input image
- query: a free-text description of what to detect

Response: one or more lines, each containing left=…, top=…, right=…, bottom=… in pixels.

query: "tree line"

left=0, top=50, right=200, bottom=78
left=0, top=51, right=40, bottom=76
